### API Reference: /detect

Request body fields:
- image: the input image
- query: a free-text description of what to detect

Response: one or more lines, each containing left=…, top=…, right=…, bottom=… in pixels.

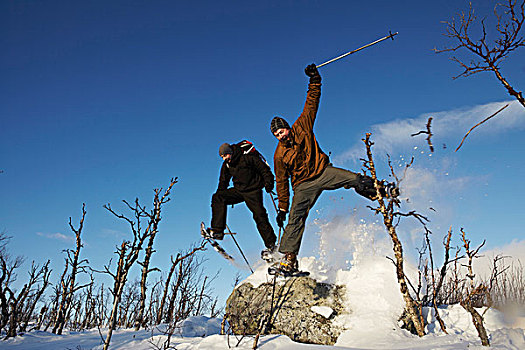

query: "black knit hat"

left=218, top=143, right=233, bottom=156
left=270, top=116, right=290, bottom=134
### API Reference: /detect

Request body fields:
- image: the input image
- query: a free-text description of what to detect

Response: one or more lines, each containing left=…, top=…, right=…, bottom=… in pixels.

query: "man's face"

left=221, top=153, right=232, bottom=162
left=273, top=128, right=290, bottom=142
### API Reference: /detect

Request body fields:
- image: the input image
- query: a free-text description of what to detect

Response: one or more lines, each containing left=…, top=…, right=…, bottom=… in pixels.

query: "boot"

left=277, top=252, right=298, bottom=274
left=205, top=227, right=224, bottom=240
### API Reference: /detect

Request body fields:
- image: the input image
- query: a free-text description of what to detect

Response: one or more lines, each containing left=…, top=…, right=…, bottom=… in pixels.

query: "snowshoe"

left=201, top=226, right=224, bottom=240
left=267, top=265, right=310, bottom=277
left=267, top=252, right=309, bottom=277
left=200, top=222, right=234, bottom=262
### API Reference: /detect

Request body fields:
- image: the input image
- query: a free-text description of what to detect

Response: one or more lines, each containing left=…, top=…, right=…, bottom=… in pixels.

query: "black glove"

left=276, top=210, right=287, bottom=228
left=265, top=182, right=274, bottom=193
left=304, top=63, right=321, bottom=84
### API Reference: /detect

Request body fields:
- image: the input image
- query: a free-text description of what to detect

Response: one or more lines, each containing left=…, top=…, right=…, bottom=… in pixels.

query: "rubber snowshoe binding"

left=203, top=227, right=224, bottom=240
left=261, top=244, right=277, bottom=262
left=385, top=182, right=400, bottom=198
left=273, top=252, right=299, bottom=276
left=372, top=181, right=400, bottom=200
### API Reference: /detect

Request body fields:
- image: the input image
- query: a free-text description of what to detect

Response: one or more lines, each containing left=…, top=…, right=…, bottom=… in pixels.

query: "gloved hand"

left=304, top=63, right=321, bottom=84
left=265, top=182, right=274, bottom=193
left=276, top=209, right=287, bottom=228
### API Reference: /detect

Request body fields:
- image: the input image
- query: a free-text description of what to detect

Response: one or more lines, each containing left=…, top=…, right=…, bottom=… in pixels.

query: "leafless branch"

left=411, top=117, right=434, bottom=152
left=455, top=103, right=510, bottom=151
left=435, top=0, right=525, bottom=107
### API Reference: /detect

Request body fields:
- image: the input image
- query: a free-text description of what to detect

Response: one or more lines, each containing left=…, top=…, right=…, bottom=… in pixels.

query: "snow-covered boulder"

left=225, top=275, right=346, bottom=345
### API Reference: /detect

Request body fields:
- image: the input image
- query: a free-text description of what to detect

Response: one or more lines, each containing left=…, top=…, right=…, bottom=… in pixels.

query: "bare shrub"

left=0, top=232, right=51, bottom=338
left=155, top=245, right=218, bottom=350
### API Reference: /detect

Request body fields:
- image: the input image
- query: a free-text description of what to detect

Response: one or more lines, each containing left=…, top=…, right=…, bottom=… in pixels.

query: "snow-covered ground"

left=2, top=257, right=524, bottom=349
left=1, top=303, right=524, bottom=350
left=239, top=255, right=525, bottom=350
left=2, top=217, right=524, bottom=349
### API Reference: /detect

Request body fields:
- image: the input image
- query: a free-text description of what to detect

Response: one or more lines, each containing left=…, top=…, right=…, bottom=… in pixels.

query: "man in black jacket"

left=207, top=142, right=277, bottom=260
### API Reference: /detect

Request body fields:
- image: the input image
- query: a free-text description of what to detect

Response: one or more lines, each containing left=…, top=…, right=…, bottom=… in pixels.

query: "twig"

left=411, top=117, right=434, bottom=152
left=455, top=104, right=510, bottom=152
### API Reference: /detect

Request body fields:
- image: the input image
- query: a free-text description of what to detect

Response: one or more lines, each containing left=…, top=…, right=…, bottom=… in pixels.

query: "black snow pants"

left=211, top=188, right=276, bottom=249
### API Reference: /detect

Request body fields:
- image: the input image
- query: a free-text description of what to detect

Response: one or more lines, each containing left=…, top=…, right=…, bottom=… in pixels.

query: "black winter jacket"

left=217, top=143, right=274, bottom=193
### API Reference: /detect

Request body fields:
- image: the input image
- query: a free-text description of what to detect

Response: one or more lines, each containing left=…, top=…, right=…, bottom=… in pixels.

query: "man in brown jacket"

left=270, top=64, right=397, bottom=275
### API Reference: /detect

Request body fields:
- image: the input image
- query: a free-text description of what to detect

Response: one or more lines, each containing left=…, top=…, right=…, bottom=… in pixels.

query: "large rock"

left=225, top=275, right=346, bottom=345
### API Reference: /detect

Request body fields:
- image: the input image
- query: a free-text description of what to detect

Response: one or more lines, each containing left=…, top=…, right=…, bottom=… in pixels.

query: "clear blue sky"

left=1, top=0, right=524, bottom=303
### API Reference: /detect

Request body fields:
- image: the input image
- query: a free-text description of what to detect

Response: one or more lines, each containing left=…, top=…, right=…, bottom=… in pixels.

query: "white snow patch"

left=311, top=306, right=334, bottom=319
left=178, top=316, right=222, bottom=337
left=334, top=256, right=407, bottom=348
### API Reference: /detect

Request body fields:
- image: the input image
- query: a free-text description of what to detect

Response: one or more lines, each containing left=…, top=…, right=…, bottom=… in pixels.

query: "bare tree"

left=3, top=261, right=51, bottom=339
left=97, top=177, right=177, bottom=350
left=362, top=133, right=425, bottom=336
left=35, top=305, right=48, bottom=330
left=421, top=227, right=448, bottom=333
left=145, top=278, right=163, bottom=328
left=77, top=273, right=96, bottom=330
left=52, top=204, right=91, bottom=334
left=0, top=231, right=9, bottom=252
left=97, top=240, right=144, bottom=350
left=156, top=242, right=207, bottom=325
left=119, top=279, right=141, bottom=328
left=159, top=249, right=218, bottom=350
left=0, top=232, right=25, bottom=334
left=96, top=283, right=109, bottom=328
left=0, top=233, right=12, bottom=331
left=435, top=0, right=525, bottom=107
left=459, top=229, right=490, bottom=346
left=415, top=225, right=519, bottom=346
left=42, top=284, right=60, bottom=332
left=19, top=260, right=51, bottom=333
left=135, top=178, right=178, bottom=330
left=482, top=256, right=524, bottom=306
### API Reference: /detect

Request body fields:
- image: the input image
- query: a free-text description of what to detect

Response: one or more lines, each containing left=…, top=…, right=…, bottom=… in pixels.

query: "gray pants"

left=278, top=166, right=376, bottom=254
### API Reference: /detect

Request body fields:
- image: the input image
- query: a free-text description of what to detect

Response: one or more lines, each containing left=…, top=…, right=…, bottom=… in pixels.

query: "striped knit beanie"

left=270, top=116, right=290, bottom=134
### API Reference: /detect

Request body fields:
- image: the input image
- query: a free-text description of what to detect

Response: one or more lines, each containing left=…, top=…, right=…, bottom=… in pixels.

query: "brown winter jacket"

left=273, top=80, right=329, bottom=212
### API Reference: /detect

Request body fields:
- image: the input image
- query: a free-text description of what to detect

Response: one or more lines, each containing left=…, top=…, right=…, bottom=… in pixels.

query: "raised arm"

left=295, top=63, right=322, bottom=131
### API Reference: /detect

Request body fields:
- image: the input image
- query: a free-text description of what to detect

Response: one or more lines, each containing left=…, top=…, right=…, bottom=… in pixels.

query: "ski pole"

left=225, top=224, right=253, bottom=273
left=316, top=31, right=398, bottom=68
left=268, top=191, right=283, bottom=246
